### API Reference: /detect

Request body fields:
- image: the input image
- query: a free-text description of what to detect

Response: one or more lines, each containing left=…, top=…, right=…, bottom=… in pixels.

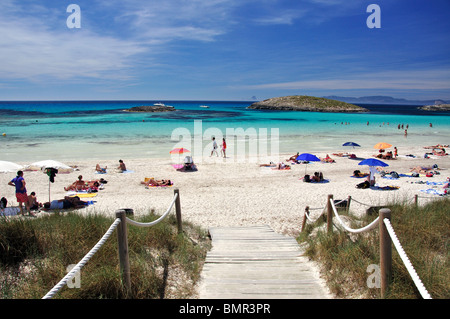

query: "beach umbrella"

left=342, top=142, right=361, bottom=148
left=296, top=153, right=320, bottom=175
left=358, top=158, right=389, bottom=167
left=358, top=158, right=389, bottom=185
left=169, top=148, right=190, bottom=154
left=27, top=160, right=72, bottom=172
left=27, top=160, right=72, bottom=201
left=0, top=161, right=23, bottom=173
left=373, top=142, right=392, bottom=150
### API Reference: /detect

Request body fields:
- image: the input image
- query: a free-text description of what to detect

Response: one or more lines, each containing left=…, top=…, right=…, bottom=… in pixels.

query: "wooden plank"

left=198, top=225, right=331, bottom=299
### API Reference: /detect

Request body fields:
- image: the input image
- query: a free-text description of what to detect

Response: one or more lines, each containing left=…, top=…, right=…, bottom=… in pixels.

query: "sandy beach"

left=1, top=145, right=449, bottom=236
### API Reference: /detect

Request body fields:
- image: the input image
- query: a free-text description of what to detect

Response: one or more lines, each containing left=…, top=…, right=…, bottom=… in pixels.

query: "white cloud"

left=240, top=69, right=450, bottom=91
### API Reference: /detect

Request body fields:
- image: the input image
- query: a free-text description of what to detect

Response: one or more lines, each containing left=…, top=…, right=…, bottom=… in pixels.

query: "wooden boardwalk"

left=198, top=225, right=331, bottom=299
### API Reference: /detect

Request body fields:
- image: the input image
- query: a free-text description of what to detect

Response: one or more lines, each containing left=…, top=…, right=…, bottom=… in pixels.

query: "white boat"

left=200, top=105, right=210, bottom=108
left=154, top=102, right=174, bottom=108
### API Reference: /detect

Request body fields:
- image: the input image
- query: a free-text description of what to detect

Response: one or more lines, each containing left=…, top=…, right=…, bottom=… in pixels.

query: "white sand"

left=2, top=145, right=449, bottom=236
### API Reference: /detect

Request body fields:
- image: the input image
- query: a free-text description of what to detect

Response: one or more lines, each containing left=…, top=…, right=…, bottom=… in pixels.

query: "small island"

left=247, top=95, right=369, bottom=113
left=419, top=104, right=450, bottom=111
left=124, top=105, right=176, bottom=113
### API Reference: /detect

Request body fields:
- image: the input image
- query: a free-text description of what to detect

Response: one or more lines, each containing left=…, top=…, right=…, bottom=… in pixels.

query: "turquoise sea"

left=1, top=100, right=449, bottom=162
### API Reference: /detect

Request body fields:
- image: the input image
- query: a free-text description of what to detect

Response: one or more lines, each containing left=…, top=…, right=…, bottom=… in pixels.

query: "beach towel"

left=66, top=191, right=98, bottom=198
left=0, top=207, right=21, bottom=217
left=420, top=189, right=447, bottom=196
left=370, top=185, right=400, bottom=191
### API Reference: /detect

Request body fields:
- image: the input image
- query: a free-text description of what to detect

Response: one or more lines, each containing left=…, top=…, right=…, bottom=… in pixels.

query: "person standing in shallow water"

left=8, top=170, right=34, bottom=217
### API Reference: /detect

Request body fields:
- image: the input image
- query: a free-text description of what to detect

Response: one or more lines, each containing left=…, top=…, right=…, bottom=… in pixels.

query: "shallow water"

left=0, top=100, right=449, bottom=162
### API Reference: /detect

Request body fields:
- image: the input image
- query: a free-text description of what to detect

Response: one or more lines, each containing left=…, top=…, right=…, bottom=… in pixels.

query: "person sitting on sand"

left=96, top=164, right=107, bottom=173
left=42, top=196, right=87, bottom=210
left=64, top=175, right=85, bottom=191
left=311, top=172, right=324, bottom=182
left=141, top=178, right=172, bottom=187
left=28, top=192, right=42, bottom=210
left=117, top=159, right=127, bottom=172
left=286, top=152, right=299, bottom=162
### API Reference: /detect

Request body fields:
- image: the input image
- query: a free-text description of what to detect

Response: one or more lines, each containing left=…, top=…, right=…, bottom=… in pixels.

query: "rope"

left=349, top=197, right=373, bottom=207
left=305, top=208, right=324, bottom=223
left=330, top=198, right=379, bottom=233
left=126, top=193, right=178, bottom=227
left=42, top=217, right=122, bottom=299
left=383, top=218, right=432, bottom=299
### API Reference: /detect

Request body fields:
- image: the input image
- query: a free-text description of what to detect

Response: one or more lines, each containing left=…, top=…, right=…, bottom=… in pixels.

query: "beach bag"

left=0, top=197, right=7, bottom=208
left=390, top=171, right=399, bottom=178
left=356, top=181, right=370, bottom=189
left=303, top=174, right=310, bottom=182
left=411, top=172, right=419, bottom=177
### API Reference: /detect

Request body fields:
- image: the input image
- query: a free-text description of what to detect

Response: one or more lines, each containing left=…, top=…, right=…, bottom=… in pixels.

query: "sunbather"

left=320, top=154, right=335, bottom=163
left=42, top=196, right=87, bottom=210
left=96, top=164, right=107, bottom=173
left=64, top=175, right=86, bottom=191
left=141, top=178, right=172, bottom=187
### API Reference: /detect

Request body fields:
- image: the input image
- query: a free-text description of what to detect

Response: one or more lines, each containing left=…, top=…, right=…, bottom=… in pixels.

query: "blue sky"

left=0, top=0, right=449, bottom=101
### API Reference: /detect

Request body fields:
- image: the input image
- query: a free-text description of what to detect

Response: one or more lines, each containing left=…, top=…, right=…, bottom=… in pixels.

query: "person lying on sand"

left=320, top=154, right=335, bottom=163
left=353, top=170, right=369, bottom=177
left=42, top=196, right=87, bottom=210
left=410, top=165, right=438, bottom=175
left=141, top=178, right=173, bottom=187
left=259, top=162, right=276, bottom=167
left=275, top=162, right=290, bottom=170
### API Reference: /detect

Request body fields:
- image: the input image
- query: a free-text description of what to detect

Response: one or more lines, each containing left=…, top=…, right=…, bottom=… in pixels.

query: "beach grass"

left=298, top=198, right=450, bottom=299
left=0, top=210, right=211, bottom=299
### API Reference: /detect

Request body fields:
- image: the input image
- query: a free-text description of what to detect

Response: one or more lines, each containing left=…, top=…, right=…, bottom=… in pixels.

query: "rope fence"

left=301, top=192, right=432, bottom=299
left=41, top=189, right=182, bottom=299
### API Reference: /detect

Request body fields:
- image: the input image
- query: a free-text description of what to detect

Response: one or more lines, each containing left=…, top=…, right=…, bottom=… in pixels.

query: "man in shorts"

left=8, top=170, right=35, bottom=217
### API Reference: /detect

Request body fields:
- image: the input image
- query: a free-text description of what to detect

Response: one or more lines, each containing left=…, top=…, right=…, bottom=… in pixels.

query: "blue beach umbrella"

left=342, top=142, right=361, bottom=148
left=358, top=158, right=388, bottom=167
left=296, top=153, right=320, bottom=174
left=358, top=158, right=389, bottom=185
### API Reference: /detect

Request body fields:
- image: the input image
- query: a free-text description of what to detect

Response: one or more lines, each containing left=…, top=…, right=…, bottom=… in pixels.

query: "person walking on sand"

left=8, top=170, right=34, bottom=216
left=210, top=137, right=218, bottom=157
left=221, top=138, right=227, bottom=158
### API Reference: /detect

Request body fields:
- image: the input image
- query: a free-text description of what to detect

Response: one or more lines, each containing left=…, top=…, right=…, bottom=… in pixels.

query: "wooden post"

left=116, top=209, right=131, bottom=298
left=379, top=208, right=392, bottom=298
left=347, top=196, right=352, bottom=214
left=327, top=194, right=333, bottom=234
left=414, top=195, right=418, bottom=207
left=174, top=189, right=182, bottom=234
left=301, top=206, right=309, bottom=232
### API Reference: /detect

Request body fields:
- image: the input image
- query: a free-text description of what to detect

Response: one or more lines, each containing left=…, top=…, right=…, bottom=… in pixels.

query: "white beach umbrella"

left=27, top=160, right=73, bottom=202
left=0, top=160, right=24, bottom=173
left=27, top=160, right=73, bottom=172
